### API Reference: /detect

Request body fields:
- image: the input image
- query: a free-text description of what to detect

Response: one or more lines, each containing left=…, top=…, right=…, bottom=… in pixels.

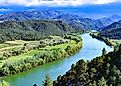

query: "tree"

left=0, top=80, right=9, bottom=86
left=102, top=48, right=106, bottom=55
left=71, top=64, right=75, bottom=69
left=33, top=83, right=37, bottom=86
left=42, top=74, right=53, bottom=86
left=98, top=77, right=107, bottom=86
left=92, top=81, right=97, bottom=86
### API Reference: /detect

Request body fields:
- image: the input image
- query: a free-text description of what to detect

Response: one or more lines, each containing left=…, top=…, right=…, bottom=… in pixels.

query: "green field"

left=0, top=36, right=78, bottom=68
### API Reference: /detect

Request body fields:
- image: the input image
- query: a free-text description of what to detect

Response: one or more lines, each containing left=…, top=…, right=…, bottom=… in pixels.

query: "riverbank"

left=90, top=32, right=117, bottom=46
left=0, top=34, right=82, bottom=78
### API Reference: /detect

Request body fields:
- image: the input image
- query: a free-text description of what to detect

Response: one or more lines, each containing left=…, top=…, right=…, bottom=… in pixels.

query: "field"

left=0, top=35, right=77, bottom=68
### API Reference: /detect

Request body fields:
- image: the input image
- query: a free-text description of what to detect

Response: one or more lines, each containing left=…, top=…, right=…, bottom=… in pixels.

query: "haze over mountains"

left=0, top=10, right=121, bottom=30
left=97, top=14, right=121, bottom=26
left=0, top=9, right=121, bottom=41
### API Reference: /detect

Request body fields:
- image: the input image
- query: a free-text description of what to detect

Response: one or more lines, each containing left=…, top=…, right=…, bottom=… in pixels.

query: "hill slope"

left=0, top=10, right=104, bottom=30
left=0, top=20, right=81, bottom=43
left=99, top=20, right=121, bottom=39
left=96, top=14, right=121, bottom=27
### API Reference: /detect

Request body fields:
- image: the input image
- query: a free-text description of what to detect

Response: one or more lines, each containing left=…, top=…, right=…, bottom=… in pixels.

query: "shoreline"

left=90, top=32, right=115, bottom=47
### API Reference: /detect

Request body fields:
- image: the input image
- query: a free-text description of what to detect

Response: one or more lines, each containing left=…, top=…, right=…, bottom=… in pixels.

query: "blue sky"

left=0, top=0, right=121, bottom=18
left=0, top=0, right=120, bottom=6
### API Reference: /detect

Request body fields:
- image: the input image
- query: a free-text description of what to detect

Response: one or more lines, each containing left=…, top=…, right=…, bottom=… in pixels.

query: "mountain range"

left=1, top=10, right=121, bottom=31
left=99, top=20, right=121, bottom=39
left=0, top=10, right=105, bottom=30
left=0, top=10, right=121, bottom=40
left=96, top=14, right=121, bottom=27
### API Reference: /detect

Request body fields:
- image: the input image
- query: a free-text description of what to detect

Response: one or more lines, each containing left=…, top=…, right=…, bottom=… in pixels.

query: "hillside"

left=0, top=10, right=104, bottom=30
left=96, top=14, right=121, bottom=27
left=56, top=14, right=104, bottom=30
left=53, top=45, right=121, bottom=86
left=99, top=20, right=121, bottom=39
left=0, top=20, right=82, bottom=43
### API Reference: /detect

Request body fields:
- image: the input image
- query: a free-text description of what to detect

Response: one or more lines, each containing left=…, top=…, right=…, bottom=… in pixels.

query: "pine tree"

left=102, top=48, right=107, bottom=55
left=0, top=80, right=9, bottom=86
left=98, top=77, right=107, bottom=86
left=42, top=74, right=53, bottom=86
left=92, top=80, right=97, bottom=86
left=33, top=83, right=37, bottom=86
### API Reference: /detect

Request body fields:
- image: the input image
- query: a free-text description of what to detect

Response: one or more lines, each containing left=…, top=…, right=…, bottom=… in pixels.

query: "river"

left=1, top=33, right=113, bottom=86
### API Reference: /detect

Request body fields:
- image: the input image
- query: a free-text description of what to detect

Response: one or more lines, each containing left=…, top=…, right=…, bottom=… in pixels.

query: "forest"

left=0, top=20, right=84, bottom=43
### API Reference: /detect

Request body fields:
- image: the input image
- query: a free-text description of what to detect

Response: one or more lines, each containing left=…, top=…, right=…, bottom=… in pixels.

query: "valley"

left=0, top=6, right=121, bottom=86
left=0, top=33, right=113, bottom=86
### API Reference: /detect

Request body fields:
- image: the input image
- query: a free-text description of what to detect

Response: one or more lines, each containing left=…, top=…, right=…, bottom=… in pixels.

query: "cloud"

left=0, top=0, right=121, bottom=6
left=0, top=8, right=11, bottom=12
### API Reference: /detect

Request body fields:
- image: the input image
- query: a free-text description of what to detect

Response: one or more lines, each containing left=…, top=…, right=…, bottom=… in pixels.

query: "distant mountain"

left=96, top=14, right=121, bottom=27
left=0, top=10, right=62, bottom=21
left=0, top=20, right=82, bottom=42
left=99, top=20, right=121, bottom=39
left=56, top=13, right=104, bottom=30
left=0, top=10, right=104, bottom=30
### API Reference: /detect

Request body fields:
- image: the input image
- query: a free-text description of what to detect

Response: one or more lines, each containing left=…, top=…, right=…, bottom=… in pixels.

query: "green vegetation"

left=99, top=20, right=121, bottom=39
left=0, top=20, right=84, bottom=43
left=90, top=32, right=116, bottom=46
left=42, top=74, right=53, bottom=86
left=0, top=34, right=82, bottom=77
left=0, top=80, right=9, bottom=86
left=53, top=44, right=121, bottom=86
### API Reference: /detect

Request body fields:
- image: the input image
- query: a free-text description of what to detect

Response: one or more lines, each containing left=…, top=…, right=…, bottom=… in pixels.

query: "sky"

left=0, top=0, right=121, bottom=18
left=0, top=0, right=121, bottom=6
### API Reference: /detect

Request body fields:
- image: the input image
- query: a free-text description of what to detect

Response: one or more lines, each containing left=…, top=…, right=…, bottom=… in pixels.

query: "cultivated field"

left=0, top=35, right=78, bottom=68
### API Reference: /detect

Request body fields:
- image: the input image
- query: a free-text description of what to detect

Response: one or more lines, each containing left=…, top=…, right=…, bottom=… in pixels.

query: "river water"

left=1, top=33, right=113, bottom=86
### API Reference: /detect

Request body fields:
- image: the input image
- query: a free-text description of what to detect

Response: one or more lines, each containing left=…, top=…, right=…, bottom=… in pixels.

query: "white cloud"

left=0, top=8, right=11, bottom=12
left=0, top=0, right=121, bottom=6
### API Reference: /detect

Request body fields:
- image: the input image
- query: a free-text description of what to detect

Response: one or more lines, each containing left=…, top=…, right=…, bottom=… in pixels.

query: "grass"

left=4, top=40, right=76, bottom=64
left=5, top=40, right=39, bottom=45
left=0, top=36, right=78, bottom=67
left=0, top=43, right=16, bottom=49
left=45, top=40, right=76, bottom=50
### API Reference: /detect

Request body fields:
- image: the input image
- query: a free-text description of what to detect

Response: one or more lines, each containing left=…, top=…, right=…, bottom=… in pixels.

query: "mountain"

left=0, top=10, right=104, bottom=30
left=0, top=10, right=62, bottom=21
left=96, top=14, right=121, bottom=27
left=99, top=20, right=121, bottom=39
left=0, top=20, right=82, bottom=43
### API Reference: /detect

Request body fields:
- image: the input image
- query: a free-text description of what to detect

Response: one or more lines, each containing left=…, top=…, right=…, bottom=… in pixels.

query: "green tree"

left=91, top=80, right=97, bottom=86
left=42, top=74, right=53, bottom=86
left=102, top=48, right=106, bottom=55
left=33, top=83, right=37, bottom=86
left=0, top=80, right=9, bottom=86
left=98, top=77, right=107, bottom=86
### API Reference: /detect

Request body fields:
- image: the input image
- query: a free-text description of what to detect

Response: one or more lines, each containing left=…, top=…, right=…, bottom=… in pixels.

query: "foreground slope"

left=54, top=45, right=121, bottom=86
